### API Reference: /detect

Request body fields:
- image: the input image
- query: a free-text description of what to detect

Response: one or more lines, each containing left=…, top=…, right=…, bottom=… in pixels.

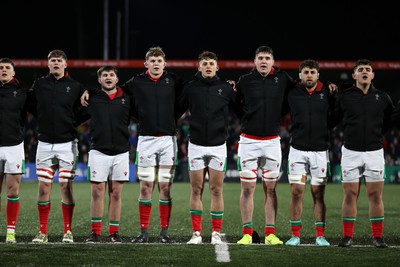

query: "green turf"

left=0, top=182, right=399, bottom=266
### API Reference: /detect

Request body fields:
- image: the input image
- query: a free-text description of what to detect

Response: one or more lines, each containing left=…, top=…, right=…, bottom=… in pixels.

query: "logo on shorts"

left=290, top=163, right=295, bottom=170
left=124, top=171, right=127, bottom=176
left=16, top=164, right=20, bottom=169
left=321, top=168, right=325, bottom=173
left=92, top=170, right=97, bottom=178
left=241, top=160, right=247, bottom=167
left=190, top=159, right=195, bottom=167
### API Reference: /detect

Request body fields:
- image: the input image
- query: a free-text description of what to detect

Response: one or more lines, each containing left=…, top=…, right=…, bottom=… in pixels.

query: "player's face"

left=48, top=57, right=67, bottom=77
left=300, top=67, right=318, bottom=89
left=352, top=64, right=374, bottom=86
left=254, top=52, right=274, bottom=77
left=0, top=63, right=15, bottom=84
left=198, top=58, right=219, bottom=79
left=145, top=56, right=166, bottom=78
left=98, top=70, right=118, bottom=92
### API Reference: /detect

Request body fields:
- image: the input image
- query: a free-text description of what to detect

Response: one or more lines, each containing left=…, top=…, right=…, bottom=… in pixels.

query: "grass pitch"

left=0, top=182, right=399, bottom=266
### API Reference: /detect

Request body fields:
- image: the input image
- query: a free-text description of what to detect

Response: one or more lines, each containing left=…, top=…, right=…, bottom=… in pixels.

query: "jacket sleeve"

left=327, top=89, right=338, bottom=130
left=26, top=80, right=38, bottom=116
left=231, top=78, right=245, bottom=120
left=332, top=91, right=344, bottom=130
left=281, top=72, right=297, bottom=117
left=74, top=82, right=90, bottom=127
left=391, top=100, right=400, bottom=127
left=383, top=93, right=395, bottom=133
left=174, top=75, right=187, bottom=121
left=177, top=83, right=189, bottom=120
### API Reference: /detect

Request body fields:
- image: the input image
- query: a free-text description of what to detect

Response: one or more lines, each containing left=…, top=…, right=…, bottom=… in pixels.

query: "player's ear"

left=298, top=73, right=302, bottom=79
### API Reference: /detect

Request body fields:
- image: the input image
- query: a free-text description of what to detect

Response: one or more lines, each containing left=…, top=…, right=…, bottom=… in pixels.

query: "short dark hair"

left=299, top=59, right=320, bottom=72
left=47, top=49, right=67, bottom=60
left=97, top=65, right=118, bottom=78
left=145, top=46, right=166, bottom=60
left=255, top=46, right=274, bottom=58
left=353, top=59, right=373, bottom=71
left=0, top=58, right=15, bottom=68
left=198, top=51, right=218, bottom=61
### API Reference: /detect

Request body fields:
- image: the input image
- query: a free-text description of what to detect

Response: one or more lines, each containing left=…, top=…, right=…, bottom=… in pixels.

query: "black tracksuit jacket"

left=235, top=68, right=296, bottom=137
left=179, top=72, right=236, bottom=146
left=335, top=85, right=394, bottom=151
left=87, top=87, right=134, bottom=155
left=121, top=71, right=183, bottom=136
left=0, top=78, right=27, bottom=146
left=27, top=72, right=84, bottom=143
left=288, top=81, right=336, bottom=151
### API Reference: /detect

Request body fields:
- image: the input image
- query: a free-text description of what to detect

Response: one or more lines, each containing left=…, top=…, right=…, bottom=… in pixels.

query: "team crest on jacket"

left=165, top=78, right=170, bottom=84
left=13, top=91, right=18, bottom=97
left=274, top=77, right=279, bottom=83
left=218, top=89, right=222, bottom=95
left=66, top=87, right=71, bottom=93
left=375, top=94, right=380, bottom=101
left=320, top=93, right=324, bottom=100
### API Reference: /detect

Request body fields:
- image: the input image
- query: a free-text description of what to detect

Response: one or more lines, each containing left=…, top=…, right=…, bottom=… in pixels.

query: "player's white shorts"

left=341, top=146, right=385, bottom=183
left=288, top=146, right=329, bottom=185
left=237, top=135, right=281, bottom=180
left=88, top=150, right=130, bottom=182
left=136, top=135, right=177, bottom=167
left=0, top=142, right=25, bottom=174
left=188, top=141, right=227, bottom=171
left=36, top=140, right=79, bottom=183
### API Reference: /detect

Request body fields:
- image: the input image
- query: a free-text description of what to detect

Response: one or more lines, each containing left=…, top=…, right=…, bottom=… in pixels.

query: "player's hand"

left=81, top=90, right=89, bottom=106
left=328, top=83, right=337, bottom=94
left=227, top=80, right=237, bottom=91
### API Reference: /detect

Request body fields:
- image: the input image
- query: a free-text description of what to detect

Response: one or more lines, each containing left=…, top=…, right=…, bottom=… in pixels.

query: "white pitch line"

left=215, top=233, right=231, bottom=263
